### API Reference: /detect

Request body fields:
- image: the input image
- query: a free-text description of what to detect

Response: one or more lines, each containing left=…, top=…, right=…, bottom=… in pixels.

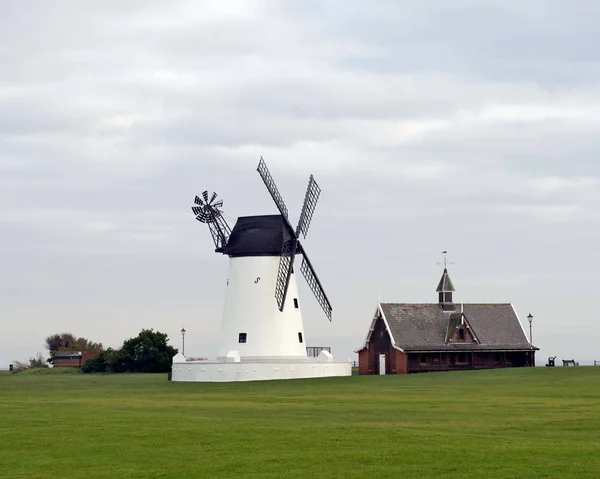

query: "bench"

left=562, top=359, right=579, bottom=367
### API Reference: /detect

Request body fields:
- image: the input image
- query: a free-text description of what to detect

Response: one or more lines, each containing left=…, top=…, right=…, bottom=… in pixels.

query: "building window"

left=458, top=328, right=465, bottom=341
left=293, top=298, right=299, bottom=309
left=420, top=354, right=427, bottom=365
left=458, top=353, right=467, bottom=363
left=298, top=332, right=303, bottom=343
left=238, top=333, right=247, bottom=343
left=495, top=353, right=502, bottom=362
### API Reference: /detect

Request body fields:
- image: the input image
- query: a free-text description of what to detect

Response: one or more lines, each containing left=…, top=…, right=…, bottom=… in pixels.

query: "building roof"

left=360, top=302, right=535, bottom=352
left=221, top=215, right=293, bottom=257
left=436, top=268, right=455, bottom=292
left=53, top=351, right=83, bottom=358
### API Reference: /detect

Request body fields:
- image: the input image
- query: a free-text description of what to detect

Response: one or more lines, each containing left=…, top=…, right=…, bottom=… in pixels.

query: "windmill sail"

left=295, top=175, right=321, bottom=239
left=256, top=156, right=333, bottom=321
left=257, top=157, right=289, bottom=220
left=274, top=239, right=298, bottom=311
left=299, top=250, right=332, bottom=321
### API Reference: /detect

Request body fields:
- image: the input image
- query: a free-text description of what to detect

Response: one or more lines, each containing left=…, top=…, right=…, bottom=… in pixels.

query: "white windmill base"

left=171, top=350, right=352, bottom=382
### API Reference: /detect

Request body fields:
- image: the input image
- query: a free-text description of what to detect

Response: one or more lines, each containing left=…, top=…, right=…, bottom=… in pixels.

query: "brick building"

left=355, top=267, right=537, bottom=375
left=53, top=351, right=101, bottom=368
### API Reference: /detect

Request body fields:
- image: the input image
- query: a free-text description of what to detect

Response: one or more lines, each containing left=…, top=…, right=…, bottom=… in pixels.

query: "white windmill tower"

left=171, top=158, right=351, bottom=382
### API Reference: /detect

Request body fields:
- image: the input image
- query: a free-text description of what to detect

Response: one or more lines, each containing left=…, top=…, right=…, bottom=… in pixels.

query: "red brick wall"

left=448, top=325, right=476, bottom=343
left=53, top=350, right=102, bottom=368
left=395, top=351, right=408, bottom=374
left=54, top=358, right=81, bottom=368
left=357, top=316, right=408, bottom=375
left=358, top=350, right=369, bottom=375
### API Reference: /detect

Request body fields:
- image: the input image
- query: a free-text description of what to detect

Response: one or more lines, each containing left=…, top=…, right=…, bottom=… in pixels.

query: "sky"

left=2, top=0, right=600, bottom=367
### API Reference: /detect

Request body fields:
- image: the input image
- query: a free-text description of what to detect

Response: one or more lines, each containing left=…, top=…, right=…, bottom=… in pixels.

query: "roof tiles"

left=379, top=302, right=533, bottom=352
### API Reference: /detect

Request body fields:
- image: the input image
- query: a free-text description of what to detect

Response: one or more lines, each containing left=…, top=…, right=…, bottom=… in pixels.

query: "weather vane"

left=437, top=250, right=454, bottom=269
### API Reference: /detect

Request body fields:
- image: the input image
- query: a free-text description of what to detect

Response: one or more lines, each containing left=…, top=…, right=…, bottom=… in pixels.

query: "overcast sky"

left=2, top=0, right=600, bottom=367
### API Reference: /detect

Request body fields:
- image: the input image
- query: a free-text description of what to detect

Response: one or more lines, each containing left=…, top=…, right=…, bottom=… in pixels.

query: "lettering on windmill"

left=254, top=277, right=260, bottom=284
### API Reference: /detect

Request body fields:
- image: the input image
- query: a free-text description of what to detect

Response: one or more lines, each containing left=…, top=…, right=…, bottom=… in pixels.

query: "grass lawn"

left=1, top=367, right=600, bottom=478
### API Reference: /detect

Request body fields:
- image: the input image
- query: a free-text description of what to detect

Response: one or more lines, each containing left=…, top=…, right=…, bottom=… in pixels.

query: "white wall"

left=172, top=358, right=351, bottom=382
left=217, top=256, right=308, bottom=358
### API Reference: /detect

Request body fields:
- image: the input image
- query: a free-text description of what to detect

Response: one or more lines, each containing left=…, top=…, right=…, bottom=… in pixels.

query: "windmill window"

left=298, top=332, right=303, bottom=343
left=293, top=298, right=299, bottom=309
left=458, top=329, right=465, bottom=341
left=238, top=333, right=247, bottom=343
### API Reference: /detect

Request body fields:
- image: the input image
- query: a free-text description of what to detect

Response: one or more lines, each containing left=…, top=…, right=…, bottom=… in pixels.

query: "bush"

left=82, top=348, right=123, bottom=373
left=118, top=329, right=177, bottom=373
left=82, top=352, right=107, bottom=373
left=81, top=330, right=177, bottom=374
left=12, top=353, right=49, bottom=373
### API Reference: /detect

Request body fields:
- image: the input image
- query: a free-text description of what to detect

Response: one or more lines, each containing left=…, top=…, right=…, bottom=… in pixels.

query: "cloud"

left=1, top=0, right=600, bottom=366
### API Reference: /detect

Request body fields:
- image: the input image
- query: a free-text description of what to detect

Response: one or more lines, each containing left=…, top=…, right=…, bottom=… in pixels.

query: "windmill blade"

left=295, top=174, right=321, bottom=238
left=194, top=195, right=205, bottom=206
left=274, top=239, right=298, bottom=311
left=299, top=248, right=332, bottom=321
left=210, top=192, right=217, bottom=204
left=192, top=205, right=209, bottom=223
left=257, top=157, right=289, bottom=220
left=195, top=212, right=208, bottom=223
left=202, top=191, right=209, bottom=202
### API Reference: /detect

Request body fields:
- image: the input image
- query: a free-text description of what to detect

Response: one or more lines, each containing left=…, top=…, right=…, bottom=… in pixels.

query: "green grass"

left=15, top=367, right=83, bottom=376
left=1, top=368, right=600, bottom=478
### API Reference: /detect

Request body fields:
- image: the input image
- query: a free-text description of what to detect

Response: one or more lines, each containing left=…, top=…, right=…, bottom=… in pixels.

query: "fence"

left=306, top=346, right=331, bottom=358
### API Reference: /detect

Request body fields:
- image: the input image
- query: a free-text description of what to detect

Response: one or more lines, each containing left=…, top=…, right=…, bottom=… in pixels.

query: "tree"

left=45, top=333, right=76, bottom=352
left=117, top=329, right=177, bottom=373
left=44, top=333, right=103, bottom=364
left=82, top=348, right=123, bottom=373
left=80, top=329, right=177, bottom=374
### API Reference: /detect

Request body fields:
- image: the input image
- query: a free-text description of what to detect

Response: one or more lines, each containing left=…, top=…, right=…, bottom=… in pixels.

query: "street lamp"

left=527, top=313, right=533, bottom=345
left=181, top=327, right=186, bottom=356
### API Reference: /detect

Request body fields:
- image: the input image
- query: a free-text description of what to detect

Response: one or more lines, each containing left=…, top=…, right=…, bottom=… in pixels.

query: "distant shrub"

left=82, top=330, right=177, bottom=374
left=12, top=353, right=49, bottom=373
left=82, top=352, right=107, bottom=373
left=82, top=348, right=123, bottom=373
left=118, top=329, right=177, bottom=373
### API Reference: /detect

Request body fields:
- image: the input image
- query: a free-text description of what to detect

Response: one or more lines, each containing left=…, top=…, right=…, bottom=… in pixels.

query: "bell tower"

left=436, top=251, right=456, bottom=311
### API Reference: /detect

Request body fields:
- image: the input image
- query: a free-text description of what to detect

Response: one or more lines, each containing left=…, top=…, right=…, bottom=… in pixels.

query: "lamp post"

left=527, top=313, right=534, bottom=368
left=181, top=327, right=186, bottom=356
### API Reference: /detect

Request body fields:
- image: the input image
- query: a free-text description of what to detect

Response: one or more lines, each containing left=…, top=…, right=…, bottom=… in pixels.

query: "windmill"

left=190, top=157, right=333, bottom=360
